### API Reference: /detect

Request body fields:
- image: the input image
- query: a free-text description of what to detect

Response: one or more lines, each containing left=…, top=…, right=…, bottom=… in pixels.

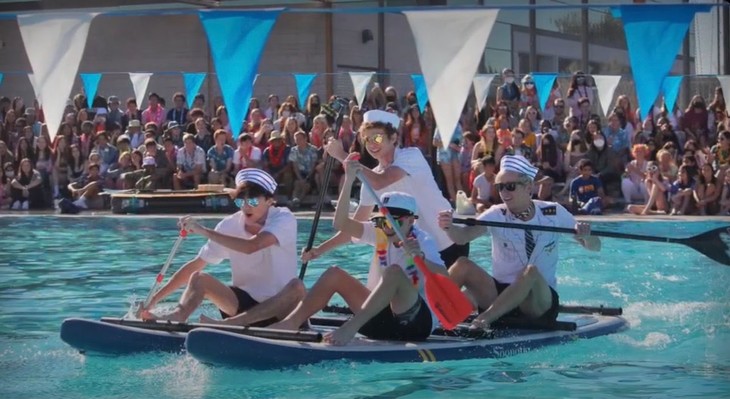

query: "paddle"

left=133, top=229, right=187, bottom=316
left=453, top=218, right=730, bottom=267
left=357, top=172, right=473, bottom=330
left=298, top=97, right=350, bottom=280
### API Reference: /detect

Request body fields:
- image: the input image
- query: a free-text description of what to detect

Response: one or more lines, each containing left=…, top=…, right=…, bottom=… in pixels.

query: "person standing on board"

left=437, top=155, right=600, bottom=330
left=271, top=155, right=446, bottom=345
left=139, top=168, right=304, bottom=327
left=308, top=109, right=469, bottom=268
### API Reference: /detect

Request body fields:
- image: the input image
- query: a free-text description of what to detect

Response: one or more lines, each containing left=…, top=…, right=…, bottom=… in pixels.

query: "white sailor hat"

left=500, top=154, right=538, bottom=180
left=379, top=191, right=418, bottom=216
left=363, top=109, right=401, bottom=129
left=235, top=168, right=277, bottom=194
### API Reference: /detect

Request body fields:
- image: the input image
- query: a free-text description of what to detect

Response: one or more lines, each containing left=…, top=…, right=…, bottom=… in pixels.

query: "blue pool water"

left=0, top=215, right=729, bottom=399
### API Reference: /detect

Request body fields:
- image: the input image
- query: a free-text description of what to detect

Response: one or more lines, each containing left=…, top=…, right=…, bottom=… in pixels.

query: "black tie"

left=525, top=230, right=535, bottom=260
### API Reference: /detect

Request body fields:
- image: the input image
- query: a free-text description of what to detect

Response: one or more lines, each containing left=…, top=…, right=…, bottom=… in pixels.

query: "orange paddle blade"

left=413, top=257, right=473, bottom=330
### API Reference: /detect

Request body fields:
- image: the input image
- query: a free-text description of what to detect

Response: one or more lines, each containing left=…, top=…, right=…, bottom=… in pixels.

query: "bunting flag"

left=27, top=73, right=41, bottom=106
left=294, top=73, right=317, bottom=106
left=531, top=73, right=558, bottom=112
left=199, top=10, right=281, bottom=138
left=611, top=4, right=711, bottom=120
left=410, top=74, right=428, bottom=113
left=691, top=0, right=719, bottom=75
left=0, top=73, right=3, bottom=89
left=129, top=73, right=153, bottom=109
left=472, top=74, right=496, bottom=110
left=403, top=9, right=499, bottom=149
left=17, top=12, right=97, bottom=140
left=592, top=75, right=622, bottom=117
left=349, top=72, right=375, bottom=108
left=182, top=73, right=206, bottom=108
left=661, top=76, right=683, bottom=113
left=80, top=73, right=102, bottom=109
left=717, top=76, right=730, bottom=111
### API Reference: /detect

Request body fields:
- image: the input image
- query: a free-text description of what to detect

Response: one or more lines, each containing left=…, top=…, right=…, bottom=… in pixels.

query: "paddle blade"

left=413, top=256, right=472, bottom=330
left=685, top=227, right=730, bottom=266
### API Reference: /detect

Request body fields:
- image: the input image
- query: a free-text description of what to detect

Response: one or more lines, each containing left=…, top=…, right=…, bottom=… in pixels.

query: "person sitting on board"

left=138, top=168, right=304, bottom=326
left=270, top=155, right=446, bottom=345
left=437, top=154, right=600, bottom=330
left=315, top=109, right=469, bottom=269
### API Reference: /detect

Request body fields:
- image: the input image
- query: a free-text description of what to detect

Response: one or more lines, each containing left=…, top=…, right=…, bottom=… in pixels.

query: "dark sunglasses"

left=495, top=181, right=527, bottom=192
left=234, top=197, right=260, bottom=208
left=371, top=215, right=412, bottom=230
left=362, top=133, right=385, bottom=145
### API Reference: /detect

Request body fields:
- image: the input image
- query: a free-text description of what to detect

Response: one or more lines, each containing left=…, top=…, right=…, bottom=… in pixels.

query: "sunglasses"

left=371, top=215, right=411, bottom=230
left=495, top=181, right=527, bottom=192
left=362, top=133, right=385, bottom=145
left=234, top=197, right=260, bottom=208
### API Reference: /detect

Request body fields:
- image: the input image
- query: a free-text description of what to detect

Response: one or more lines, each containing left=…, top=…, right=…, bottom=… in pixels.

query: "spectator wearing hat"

left=166, top=92, right=189, bottom=127
left=135, top=156, right=158, bottom=191
left=207, top=129, right=234, bottom=186
left=121, top=98, right=143, bottom=131
left=142, top=92, right=165, bottom=127
left=262, top=130, right=291, bottom=194
left=127, top=119, right=144, bottom=150
left=139, top=168, right=303, bottom=327
left=174, top=133, right=206, bottom=190
left=165, top=121, right=184, bottom=147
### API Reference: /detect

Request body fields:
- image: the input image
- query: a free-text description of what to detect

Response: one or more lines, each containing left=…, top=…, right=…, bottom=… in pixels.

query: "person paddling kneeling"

left=438, top=155, right=600, bottom=330
left=271, top=154, right=447, bottom=345
left=138, top=168, right=304, bottom=326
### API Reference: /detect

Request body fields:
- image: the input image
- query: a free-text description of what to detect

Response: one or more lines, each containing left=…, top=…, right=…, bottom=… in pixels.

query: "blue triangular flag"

left=183, top=73, right=206, bottom=109
left=661, top=76, right=683, bottom=114
left=199, top=10, right=281, bottom=138
left=530, top=73, right=557, bottom=112
left=612, top=4, right=711, bottom=120
left=0, top=73, right=4, bottom=88
left=410, top=74, right=428, bottom=113
left=80, top=73, right=102, bottom=109
left=293, top=74, right=317, bottom=106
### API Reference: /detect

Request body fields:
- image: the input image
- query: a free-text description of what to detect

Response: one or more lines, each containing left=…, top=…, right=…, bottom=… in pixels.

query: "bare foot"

left=267, top=319, right=300, bottom=331
left=323, top=323, right=359, bottom=346
left=199, top=314, right=224, bottom=325
left=143, top=308, right=185, bottom=322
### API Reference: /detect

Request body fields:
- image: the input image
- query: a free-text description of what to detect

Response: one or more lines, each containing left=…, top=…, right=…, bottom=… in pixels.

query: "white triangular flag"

left=349, top=72, right=375, bottom=108
left=592, top=75, right=622, bottom=117
left=718, top=76, right=730, bottom=112
left=473, top=74, right=497, bottom=110
left=18, top=12, right=97, bottom=140
left=129, top=73, right=153, bottom=109
left=27, top=73, right=42, bottom=106
left=691, top=0, right=719, bottom=75
left=404, top=10, right=499, bottom=149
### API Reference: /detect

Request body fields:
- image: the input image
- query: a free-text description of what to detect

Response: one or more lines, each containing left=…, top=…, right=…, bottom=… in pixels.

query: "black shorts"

left=439, top=242, right=470, bottom=269
left=357, top=297, right=433, bottom=341
left=219, top=286, right=278, bottom=327
left=485, top=280, right=560, bottom=322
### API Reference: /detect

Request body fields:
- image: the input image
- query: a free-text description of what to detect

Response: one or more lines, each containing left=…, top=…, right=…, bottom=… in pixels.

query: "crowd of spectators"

left=0, top=69, right=728, bottom=216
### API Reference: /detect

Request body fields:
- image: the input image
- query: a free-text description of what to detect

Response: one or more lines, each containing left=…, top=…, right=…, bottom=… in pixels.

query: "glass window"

left=536, top=0, right=582, bottom=35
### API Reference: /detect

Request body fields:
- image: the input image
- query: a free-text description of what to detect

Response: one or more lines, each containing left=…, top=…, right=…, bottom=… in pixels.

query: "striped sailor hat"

left=235, top=168, right=277, bottom=195
left=500, top=155, right=538, bottom=180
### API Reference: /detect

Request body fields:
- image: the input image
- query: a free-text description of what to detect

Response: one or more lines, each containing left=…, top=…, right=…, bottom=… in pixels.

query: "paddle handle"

left=298, top=98, right=350, bottom=280
left=142, top=229, right=187, bottom=309
left=452, top=217, right=678, bottom=243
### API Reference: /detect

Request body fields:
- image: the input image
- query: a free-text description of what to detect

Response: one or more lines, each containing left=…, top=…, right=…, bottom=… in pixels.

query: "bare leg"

left=640, top=184, right=660, bottom=215
left=145, top=271, right=238, bottom=322
left=269, top=266, right=370, bottom=331
left=324, top=265, right=420, bottom=345
left=441, top=163, right=456, bottom=201
left=451, top=159, right=463, bottom=193
left=448, top=257, right=496, bottom=311
left=473, top=264, right=553, bottom=327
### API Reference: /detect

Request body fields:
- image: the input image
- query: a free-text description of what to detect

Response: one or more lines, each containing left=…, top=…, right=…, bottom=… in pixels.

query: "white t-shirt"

left=358, top=222, right=444, bottom=330
left=233, top=146, right=263, bottom=170
left=472, top=174, right=492, bottom=201
left=177, top=146, right=207, bottom=173
left=476, top=200, right=576, bottom=289
left=359, top=147, right=453, bottom=251
left=197, top=207, right=298, bottom=302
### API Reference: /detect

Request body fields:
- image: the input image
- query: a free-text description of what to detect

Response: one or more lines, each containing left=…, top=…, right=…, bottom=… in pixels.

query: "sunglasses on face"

left=371, top=215, right=410, bottom=230
left=234, top=197, right=260, bottom=208
left=362, top=133, right=385, bottom=145
left=495, top=181, right=526, bottom=192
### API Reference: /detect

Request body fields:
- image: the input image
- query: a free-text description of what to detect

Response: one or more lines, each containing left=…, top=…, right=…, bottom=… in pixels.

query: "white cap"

left=235, top=168, right=277, bottom=194
left=380, top=191, right=417, bottom=216
left=500, top=154, right=538, bottom=180
left=142, top=156, right=156, bottom=167
left=363, top=110, right=401, bottom=129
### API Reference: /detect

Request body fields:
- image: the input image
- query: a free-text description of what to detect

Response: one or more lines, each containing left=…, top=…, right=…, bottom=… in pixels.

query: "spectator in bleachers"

left=214, top=106, right=232, bottom=137
left=570, top=159, right=604, bottom=215
left=669, top=164, right=696, bottom=215
left=566, top=71, right=594, bottom=119
left=167, top=92, right=188, bottom=127
left=470, top=155, right=497, bottom=213
left=472, top=124, right=502, bottom=167
left=34, top=135, right=53, bottom=205
left=350, top=106, right=363, bottom=133
left=517, top=117, right=537, bottom=152
left=264, top=94, right=280, bottom=121
left=304, top=94, right=322, bottom=131
left=142, top=93, right=165, bottom=127
left=621, top=144, right=650, bottom=205
left=68, top=162, right=104, bottom=210
left=174, top=133, right=205, bottom=190
left=288, top=130, right=318, bottom=208
left=309, top=114, right=331, bottom=150
left=536, top=133, right=563, bottom=183
left=252, top=118, right=273, bottom=151
left=193, top=117, right=213, bottom=153
left=165, top=121, right=184, bottom=148
left=106, top=96, right=123, bottom=126
left=15, top=136, right=33, bottom=170
left=681, top=95, right=710, bottom=148
left=694, top=163, right=720, bottom=215
left=519, top=75, right=539, bottom=115
left=587, top=130, right=621, bottom=195
left=657, top=149, right=678, bottom=182
left=207, top=129, right=234, bottom=186
left=433, top=124, right=463, bottom=203
left=0, top=140, right=13, bottom=168
left=121, top=98, right=142, bottom=131
left=542, top=80, right=563, bottom=123
left=246, top=108, right=264, bottom=136
left=460, top=131, right=479, bottom=191
left=719, top=171, right=730, bottom=216
left=144, top=137, right=171, bottom=188
left=708, top=87, right=726, bottom=136
left=262, top=130, right=291, bottom=193
left=497, top=68, right=520, bottom=116
left=627, top=161, right=670, bottom=216
left=281, top=116, right=299, bottom=147
left=709, top=130, right=729, bottom=171
left=162, top=136, right=177, bottom=167
left=191, top=94, right=205, bottom=114
left=233, top=133, right=262, bottom=171
left=0, top=162, right=11, bottom=209
left=9, top=158, right=44, bottom=210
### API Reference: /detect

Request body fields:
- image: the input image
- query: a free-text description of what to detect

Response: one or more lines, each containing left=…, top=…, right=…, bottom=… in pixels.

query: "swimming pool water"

left=0, top=216, right=728, bottom=399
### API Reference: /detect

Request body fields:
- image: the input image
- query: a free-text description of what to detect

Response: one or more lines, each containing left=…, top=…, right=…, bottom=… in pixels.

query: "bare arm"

left=197, top=228, right=279, bottom=255
left=357, top=164, right=407, bottom=191
left=332, top=161, right=364, bottom=239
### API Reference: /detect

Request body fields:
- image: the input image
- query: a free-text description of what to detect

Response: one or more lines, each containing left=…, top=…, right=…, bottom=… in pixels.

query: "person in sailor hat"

left=313, top=109, right=470, bottom=270
left=139, top=168, right=304, bottom=327
left=437, top=154, right=600, bottom=330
